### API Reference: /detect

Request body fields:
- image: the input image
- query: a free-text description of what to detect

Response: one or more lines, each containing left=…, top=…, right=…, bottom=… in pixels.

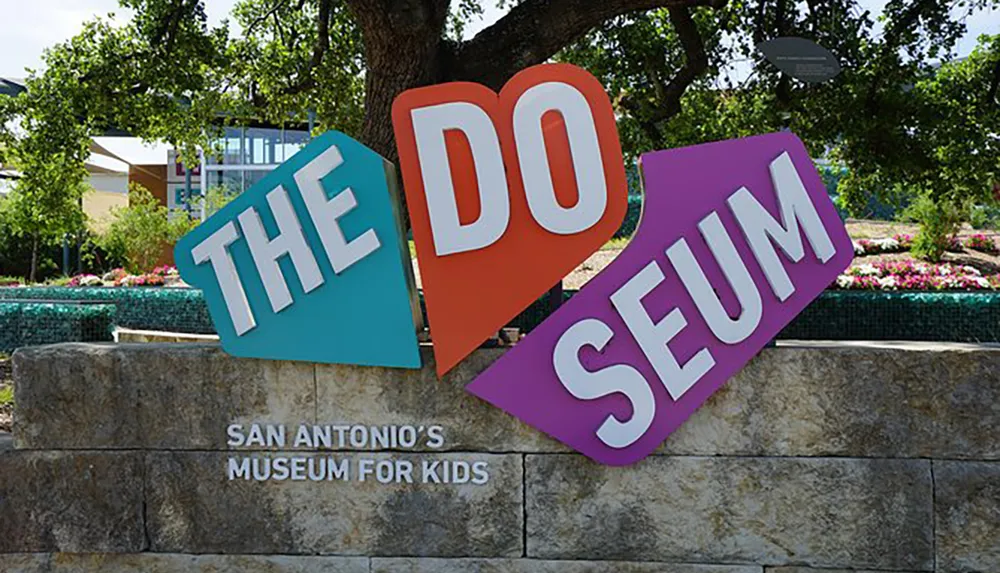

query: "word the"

left=175, top=132, right=422, bottom=368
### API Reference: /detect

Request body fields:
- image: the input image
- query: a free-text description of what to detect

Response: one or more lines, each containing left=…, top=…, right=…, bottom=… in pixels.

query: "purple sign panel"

left=465, top=132, right=854, bottom=466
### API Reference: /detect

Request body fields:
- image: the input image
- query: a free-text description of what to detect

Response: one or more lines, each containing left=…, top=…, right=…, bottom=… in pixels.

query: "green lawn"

left=0, top=385, right=12, bottom=408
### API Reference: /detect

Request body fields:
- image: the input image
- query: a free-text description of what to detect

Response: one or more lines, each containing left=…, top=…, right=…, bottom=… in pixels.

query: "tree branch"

left=865, top=0, right=937, bottom=113
left=242, top=0, right=290, bottom=38
left=452, top=0, right=727, bottom=89
left=280, top=0, right=332, bottom=95
left=621, top=6, right=709, bottom=141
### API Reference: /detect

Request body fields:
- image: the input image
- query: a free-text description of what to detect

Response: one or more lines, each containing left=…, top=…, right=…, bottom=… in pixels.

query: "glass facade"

left=205, top=126, right=310, bottom=168
left=190, top=126, right=311, bottom=219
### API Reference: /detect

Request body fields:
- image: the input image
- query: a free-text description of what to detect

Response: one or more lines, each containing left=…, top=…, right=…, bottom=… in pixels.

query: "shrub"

left=970, top=205, right=991, bottom=229
left=902, top=194, right=963, bottom=262
left=98, top=184, right=196, bottom=274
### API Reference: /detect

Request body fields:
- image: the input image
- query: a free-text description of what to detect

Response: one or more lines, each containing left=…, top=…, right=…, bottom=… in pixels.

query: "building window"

left=191, top=125, right=311, bottom=220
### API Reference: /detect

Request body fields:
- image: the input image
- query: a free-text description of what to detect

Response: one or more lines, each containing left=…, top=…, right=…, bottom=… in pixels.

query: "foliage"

left=0, top=197, right=65, bottom=282
left=0, top=0, right=997, bottom=249
left=0, top=160, right=87, bottom=282
left=197, top=185, right=238, bottom=218
left=836, top=35, right=1000, bottom=214
left=902, top=193, right=964, bottom=262
left=969, top=203, right=1000, bottom=230
left=98, top=183, right=195, bottom=273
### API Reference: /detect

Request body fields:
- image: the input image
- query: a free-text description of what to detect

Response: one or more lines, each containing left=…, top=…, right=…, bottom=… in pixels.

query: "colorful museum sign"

left=177, top=63, right=853, bottom=466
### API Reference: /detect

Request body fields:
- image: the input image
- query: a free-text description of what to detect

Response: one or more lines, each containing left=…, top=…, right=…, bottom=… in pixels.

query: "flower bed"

left=963, top=233, right=999, bottom=254
left=67, top=266, right=180, bottom=288
left=851, top=233, right=967, bottom=256
left=834, top=260, right=998, bottom=291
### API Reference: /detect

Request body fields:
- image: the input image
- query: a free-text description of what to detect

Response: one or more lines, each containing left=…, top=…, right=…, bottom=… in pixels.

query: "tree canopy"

left=0, top=0, right=997, bottom=240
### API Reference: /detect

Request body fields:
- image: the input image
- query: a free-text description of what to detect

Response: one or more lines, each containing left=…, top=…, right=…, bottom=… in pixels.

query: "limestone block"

left=661, top=345, right=1000, bottom=459
left=765, top=567, right=921, bottom=573
left=372, top=558, right=762, bottom=572
left=145, top=451, right=522, bottom=557
left=13, top=344, right=135, bottom=449
left=0, top=451, right=144, bottom=553
left=934, top=460, right=1000, bottom=573
left=526, top=455, right=932, bottom=571
left=316, top=346, right=563, bottom=453
left=0, top=554, right=50, bottom=573
left=119, top=344, right=316, bottom=450
left=0, top=554, right=369, bottom=572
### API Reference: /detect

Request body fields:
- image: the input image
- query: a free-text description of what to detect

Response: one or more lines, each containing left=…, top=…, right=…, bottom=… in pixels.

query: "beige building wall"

left=84, top=174, right=130, bottom=233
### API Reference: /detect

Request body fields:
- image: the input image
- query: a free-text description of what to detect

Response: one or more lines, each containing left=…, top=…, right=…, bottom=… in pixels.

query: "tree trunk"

left=29, top=233, right=39, bottom=284
left=348, top=0, right=452, bottom=162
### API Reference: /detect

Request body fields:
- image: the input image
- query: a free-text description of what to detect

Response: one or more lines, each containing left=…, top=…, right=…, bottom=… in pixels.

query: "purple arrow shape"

left=466, top=132, right=854, bottom=466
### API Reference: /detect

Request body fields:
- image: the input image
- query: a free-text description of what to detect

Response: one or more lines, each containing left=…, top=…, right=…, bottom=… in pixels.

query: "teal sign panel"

left=175, top=131, right=423, bottom=368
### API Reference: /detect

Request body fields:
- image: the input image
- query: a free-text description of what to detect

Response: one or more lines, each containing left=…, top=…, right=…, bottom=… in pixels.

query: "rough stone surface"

left=526, top=455, right=932, bottom=571
left=934, top=460, right=1000, bottom=573
left=372, top=559, right=762, bottom=572
left=13, top=344, right=135, bottom=449
left=146, top=451, right=522, bottom=556
left=0, top=554, right=50, bottom=572
left=120, top=344, right=315, bottom=450
left=13, top=343, right=1000, bottom=458
left=764, top=567, right=922, bottom=573
left=0, top=554, right=368, bottom=572
left=317, top=346, right=563, bottom=452
left=660, top=345, right=1000, bottom=459
left=0, top=451, right=144, bottom=552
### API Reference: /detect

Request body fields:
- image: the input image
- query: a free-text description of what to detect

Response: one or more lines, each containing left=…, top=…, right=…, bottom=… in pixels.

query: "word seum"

left=176, top=64, right=853, bottom=465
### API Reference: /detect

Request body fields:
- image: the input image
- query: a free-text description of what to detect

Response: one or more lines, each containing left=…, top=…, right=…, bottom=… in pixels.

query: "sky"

left=0, top=0, right=995, bottom=164
left=2, top=0, right=997, bottom=78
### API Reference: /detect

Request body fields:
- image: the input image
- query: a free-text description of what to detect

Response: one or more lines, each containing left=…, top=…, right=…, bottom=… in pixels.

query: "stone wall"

left=1, top=341, right=998, bottom=572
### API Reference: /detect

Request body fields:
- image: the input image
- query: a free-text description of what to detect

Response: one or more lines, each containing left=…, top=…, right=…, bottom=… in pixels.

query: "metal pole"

left=62, top=234, right=69, bottom=276
left=184, top=165, right=193, bottom=218
left=76, top=233, right=82, bottom=275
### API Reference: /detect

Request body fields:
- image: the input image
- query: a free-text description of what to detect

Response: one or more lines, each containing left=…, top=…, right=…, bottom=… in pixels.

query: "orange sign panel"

left=393, top=63, right=629, bottom=375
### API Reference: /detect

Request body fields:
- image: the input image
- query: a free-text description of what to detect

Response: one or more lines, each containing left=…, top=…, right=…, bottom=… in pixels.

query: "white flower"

left=877, top=276, right=898, bottom=289
left=79, top=275, right=103, bottom=286
left=837, top=275, right=854, bottom=288
left=852, top=241, right=866, bottom=255
left=874, top=238, right=900, bottom=250
left=939, top=266, right=952, bottom=275
left=915, top=263, right=930, bottom=274
left=976, top=277, right=991, bottom=288
left=855, top=263, right=880, bottom=276
left=962, top=266, right=982, bottom=276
